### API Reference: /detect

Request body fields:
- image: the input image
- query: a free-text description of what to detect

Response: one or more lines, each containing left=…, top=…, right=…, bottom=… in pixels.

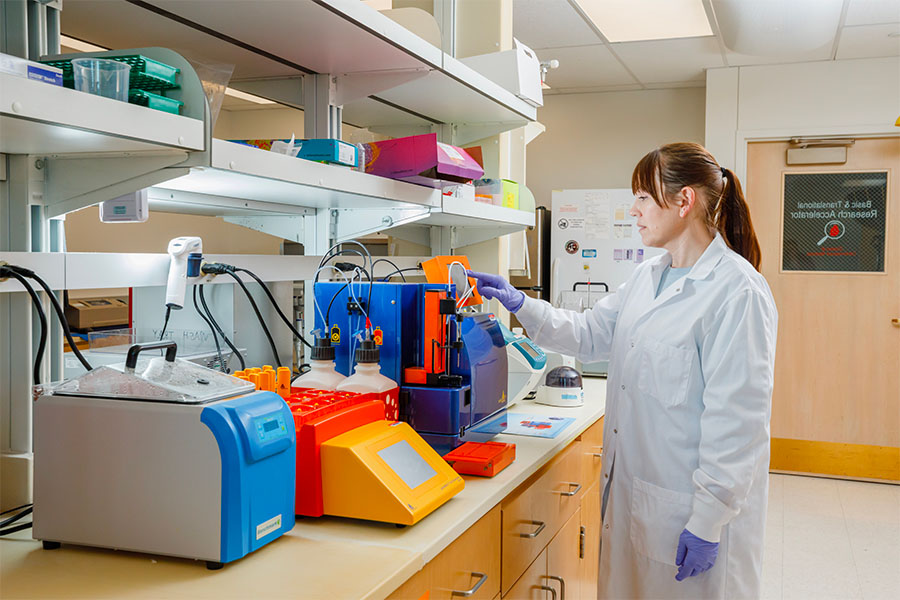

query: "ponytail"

left=718, top=167, right=761, bottom=271
left=632, top=143, right=763, bottom=272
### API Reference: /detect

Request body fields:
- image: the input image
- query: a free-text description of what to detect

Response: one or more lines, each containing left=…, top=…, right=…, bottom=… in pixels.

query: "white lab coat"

left=516, top=234, right=777, bottom=599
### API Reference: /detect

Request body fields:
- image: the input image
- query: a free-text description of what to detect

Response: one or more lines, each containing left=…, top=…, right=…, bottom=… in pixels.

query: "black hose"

left=2, top=270, right=47, bottom=385
left=192, top=285, right=226, bottom=372
left=158, top=305, right=172, bottom=341
left=198, top=285, right=245, bottom=371
left=0, top=522, right=33, bottom=536
left=224, top=271, right=281, bottom=366
left=380, top=267, right=422, bottom=281
left=232, top=267, right=312, bottom=349
left=6, top=266, right=92, bottom=372
left=371, top=258, right=407, bottom=282
left=0, top=506, right=32, bottom=528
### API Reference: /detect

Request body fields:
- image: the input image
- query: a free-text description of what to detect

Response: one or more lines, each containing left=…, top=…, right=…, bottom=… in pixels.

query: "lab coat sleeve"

left=685, top=289, right=778, bottom=543
left=513, top=282, right=625, bottom=363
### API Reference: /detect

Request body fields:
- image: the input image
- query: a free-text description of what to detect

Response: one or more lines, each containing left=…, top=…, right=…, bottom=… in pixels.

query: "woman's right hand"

left=467, top=270, right=526, bottom=313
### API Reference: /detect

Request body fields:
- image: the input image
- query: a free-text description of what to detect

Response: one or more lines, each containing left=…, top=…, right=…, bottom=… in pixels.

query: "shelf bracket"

left=334, top=67, right=432, bottom=105
left=333, top=206, right=431, bottom=242
left=43, top=152, right=190, bottom=218
left=223, top=215, right=307, bottom=244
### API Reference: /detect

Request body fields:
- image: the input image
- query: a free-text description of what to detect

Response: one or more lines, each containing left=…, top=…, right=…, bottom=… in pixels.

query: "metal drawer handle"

left=589, top=446, right=604, bottom=459
left=557, top=482, right=582, bottom=496
left=519, top=520, right=546, bottom=538
left=538, top=585, right=558, bottom=600
left=451, top=572, right=487, bottom=597
left=547, top=575, right=566, bottom=600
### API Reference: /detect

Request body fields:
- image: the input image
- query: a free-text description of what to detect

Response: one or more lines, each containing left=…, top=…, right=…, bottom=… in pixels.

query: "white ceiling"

left=514, top=0, right=900, bottom=94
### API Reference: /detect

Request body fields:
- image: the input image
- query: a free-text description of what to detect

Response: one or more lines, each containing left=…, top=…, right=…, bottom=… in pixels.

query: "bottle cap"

left=355, top=338, right=380, bottom=364
left=311, top=336, right=336, bottom=361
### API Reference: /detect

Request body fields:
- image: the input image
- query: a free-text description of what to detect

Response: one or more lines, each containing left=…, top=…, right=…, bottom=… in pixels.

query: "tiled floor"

left=762, top=474, right=900, bottom=600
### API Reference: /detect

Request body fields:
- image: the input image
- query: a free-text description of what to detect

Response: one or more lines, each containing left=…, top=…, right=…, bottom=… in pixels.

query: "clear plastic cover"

left=51, top=357, right=254, bottom=404
left=544, top=366, right=582, bottom=389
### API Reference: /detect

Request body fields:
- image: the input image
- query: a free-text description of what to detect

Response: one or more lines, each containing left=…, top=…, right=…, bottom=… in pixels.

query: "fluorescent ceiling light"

left=59, top=35, right=108, bottom=52
left=572, top=0, right=713, bottom=43
left=224, top=87, right=276, bottom=105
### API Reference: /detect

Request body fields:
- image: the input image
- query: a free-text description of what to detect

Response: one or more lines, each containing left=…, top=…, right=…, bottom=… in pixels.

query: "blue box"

left=296, top=139, right=358, bottom=167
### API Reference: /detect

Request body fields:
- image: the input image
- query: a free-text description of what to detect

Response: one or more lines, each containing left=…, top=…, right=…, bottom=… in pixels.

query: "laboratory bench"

left=0, top=379, right=607, bottom=600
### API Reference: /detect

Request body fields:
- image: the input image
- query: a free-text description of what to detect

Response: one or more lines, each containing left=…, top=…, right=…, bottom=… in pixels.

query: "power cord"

left=1, top=265, right=92, bottom=372
left=371, top=258, right=407, bottom=282
left=158, top=306, right=172, bottom=341
left=192, top=285, right=227, bottom=372
left=198, top=284, right=245, bottom=372
left=231, top=267, right=312, bottom=350
left=0, top=504, right=33, bottom=537
left=1, top=268, right=47, bottom=385
left=380, top=267, right=422, bottom=281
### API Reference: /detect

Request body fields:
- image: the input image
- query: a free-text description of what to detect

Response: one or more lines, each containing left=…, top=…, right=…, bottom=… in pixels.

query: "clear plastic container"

left=336, top=339, right=400, bottom=420
left=293, top=360, right=346, bottom=391
left=71, top=58, right=130, bottom=102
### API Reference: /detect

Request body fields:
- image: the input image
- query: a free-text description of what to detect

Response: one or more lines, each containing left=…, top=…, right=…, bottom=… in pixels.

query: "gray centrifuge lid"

left=52, top=342, right=254, bottom=404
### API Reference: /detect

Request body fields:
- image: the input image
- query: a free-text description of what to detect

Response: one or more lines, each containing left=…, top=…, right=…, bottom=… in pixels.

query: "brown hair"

left=631, top=142, right=761, bottom=271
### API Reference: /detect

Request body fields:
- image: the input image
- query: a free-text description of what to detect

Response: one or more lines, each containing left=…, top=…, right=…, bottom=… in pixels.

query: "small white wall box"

left=461, top=39, right=543, bottom=107
left=100, top=189, right=149, bottom=223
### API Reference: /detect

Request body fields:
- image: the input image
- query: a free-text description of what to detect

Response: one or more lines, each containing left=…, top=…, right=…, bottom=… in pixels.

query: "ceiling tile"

left=844, top=0, right=900, bottom=26
left=513, top=0, right=602, bottom=49
left=612, top=37, right=723, bottom=83
left=837, top=23, right=900, bottom=58
left=536, top=45, right=638, bottom=89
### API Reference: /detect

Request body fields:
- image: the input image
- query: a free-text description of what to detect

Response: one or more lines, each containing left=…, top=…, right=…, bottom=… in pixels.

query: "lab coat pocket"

left=630, top=477, right=693, bottom=566
left=636, top=338, right=693, bottom=407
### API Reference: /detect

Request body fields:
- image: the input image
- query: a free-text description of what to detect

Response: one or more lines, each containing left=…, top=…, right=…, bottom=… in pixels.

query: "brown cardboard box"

left=64, top=295, right=129, bottom=330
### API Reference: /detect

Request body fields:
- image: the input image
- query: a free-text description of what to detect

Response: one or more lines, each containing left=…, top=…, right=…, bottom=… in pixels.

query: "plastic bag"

left=270, top=135, right=303, bottom=158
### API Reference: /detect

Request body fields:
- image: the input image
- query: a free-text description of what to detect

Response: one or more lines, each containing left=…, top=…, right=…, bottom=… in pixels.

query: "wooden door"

left=546, top=509, right=582, bottom=600
left=579, top=484, right=602, bottom=600
left=504, top=548, right=548, bottom=600
left=746, top=138, right=900, bottom=480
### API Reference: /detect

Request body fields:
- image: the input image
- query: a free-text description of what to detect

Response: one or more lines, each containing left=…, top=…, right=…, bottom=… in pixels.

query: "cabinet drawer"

left=501, top=440, right=584, bottom=595
left=579, top=417, right=604, bottom=491
left=388, top=505, right=501, bottom=600
left=430, top=505, right=501, bottom=600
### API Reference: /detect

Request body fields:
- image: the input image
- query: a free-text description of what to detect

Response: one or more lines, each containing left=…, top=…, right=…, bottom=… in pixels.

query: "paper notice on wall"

left=613, top=224, right=632, bottom=239
left=585, top=192, right=610, bottom=240
left=613, top=249, right=624, bottom=261
left=614, top=203, right=631, bottom=222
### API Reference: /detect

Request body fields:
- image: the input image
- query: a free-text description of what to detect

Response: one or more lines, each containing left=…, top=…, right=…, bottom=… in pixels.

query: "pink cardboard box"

left=360, top=133, right=484, bottom=188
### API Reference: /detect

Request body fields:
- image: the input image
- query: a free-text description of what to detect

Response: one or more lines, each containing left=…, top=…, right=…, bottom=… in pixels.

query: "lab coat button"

left=614, top=429, right=618, bottom=434
left=605, top=523, right=609, bottom=529
left=621, top=385, right=625, bottom=390
left=604, top=473, right=608, bottom=478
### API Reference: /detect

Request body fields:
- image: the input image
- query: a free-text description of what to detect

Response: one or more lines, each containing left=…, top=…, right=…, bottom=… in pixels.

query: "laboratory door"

left=746, top=138, right=899, bottom=481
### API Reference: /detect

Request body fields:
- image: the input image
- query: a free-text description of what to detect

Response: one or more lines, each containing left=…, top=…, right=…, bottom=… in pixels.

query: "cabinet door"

left=503, top=549, right=549, bottom=600
left=579, top=483, right=601, bottom=600
left=430, top=506, right=501, bottom=600
left=580, top=417, right=604, bottom=489
left=386, top=564, right=432, bottom=600
left=546, top=508, right=582, bottom=600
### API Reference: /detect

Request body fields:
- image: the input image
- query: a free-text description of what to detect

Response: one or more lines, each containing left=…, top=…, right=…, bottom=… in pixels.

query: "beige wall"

left=527, top=88, right=706, bottom=208
left=63, top=206, right=283, bottom=255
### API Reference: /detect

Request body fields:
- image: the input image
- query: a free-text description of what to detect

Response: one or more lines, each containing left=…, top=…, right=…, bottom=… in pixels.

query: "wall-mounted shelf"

left=0, top=72, right=205, bottom=155
left=58, top=0, right=537, bottom=134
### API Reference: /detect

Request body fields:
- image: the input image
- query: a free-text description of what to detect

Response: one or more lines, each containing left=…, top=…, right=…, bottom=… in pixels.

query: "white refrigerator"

left=550, top=189, right=663, bottom=374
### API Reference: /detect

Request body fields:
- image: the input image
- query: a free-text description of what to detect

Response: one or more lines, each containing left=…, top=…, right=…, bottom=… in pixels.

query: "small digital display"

left=519, top=341, right=542, bottom=360
left=377, top=440, right=437, bottom=490
left=263, top=420, right=278, bottom=433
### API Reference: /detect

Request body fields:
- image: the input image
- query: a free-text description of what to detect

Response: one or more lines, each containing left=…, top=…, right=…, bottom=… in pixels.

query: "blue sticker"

left=582, top=249, right=597, bottom=258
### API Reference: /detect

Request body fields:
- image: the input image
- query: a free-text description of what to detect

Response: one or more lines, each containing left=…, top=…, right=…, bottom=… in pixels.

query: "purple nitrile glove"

left=466, top=270, right=525, bottom=313
left=675, top=529, right=719, bottom=581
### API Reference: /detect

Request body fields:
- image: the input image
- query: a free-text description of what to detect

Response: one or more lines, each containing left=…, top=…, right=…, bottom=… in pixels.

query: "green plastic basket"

left=43, top=55, right=180, bottom=92
left=128, top=90, right=184, bottom=115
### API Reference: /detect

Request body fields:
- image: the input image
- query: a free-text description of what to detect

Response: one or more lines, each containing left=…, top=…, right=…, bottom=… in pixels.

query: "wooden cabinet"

left=388, top=416, right=604, bottom=600
left=579, top=417, right=604, bottom=492
left=387, top=506, right=500, bottom=600
left=500, top=440, right=584, bottom=595
left=579, top=483, right=602, bottom=600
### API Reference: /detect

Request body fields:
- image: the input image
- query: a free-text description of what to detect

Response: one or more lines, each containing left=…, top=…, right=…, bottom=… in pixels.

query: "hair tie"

left=720, top=166, right=727, bottom=178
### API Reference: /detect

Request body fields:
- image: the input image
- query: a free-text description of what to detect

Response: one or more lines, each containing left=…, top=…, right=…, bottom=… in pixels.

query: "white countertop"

left=0, top=379, right=606, bottom=600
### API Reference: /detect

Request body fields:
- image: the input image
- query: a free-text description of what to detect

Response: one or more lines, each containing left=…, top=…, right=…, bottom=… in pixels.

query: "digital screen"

left=263, top=420, right=278, bottom=432
left=377, top=440, right=437, bottom=490
left=519, top=341, right=542, bottom=360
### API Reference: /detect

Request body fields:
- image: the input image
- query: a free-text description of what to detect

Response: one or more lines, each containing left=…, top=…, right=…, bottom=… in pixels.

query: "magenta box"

left=360, top=133, right=484, bottom=188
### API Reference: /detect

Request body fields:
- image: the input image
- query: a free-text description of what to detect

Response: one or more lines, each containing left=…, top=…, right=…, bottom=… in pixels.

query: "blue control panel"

left=254, top=414, right=288, bottom=443
left=512, top=338, right=547, bottom=370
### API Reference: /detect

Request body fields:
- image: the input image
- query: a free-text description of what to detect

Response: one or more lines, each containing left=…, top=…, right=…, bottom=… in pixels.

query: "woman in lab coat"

left=469, top=142, right=777, bottom=600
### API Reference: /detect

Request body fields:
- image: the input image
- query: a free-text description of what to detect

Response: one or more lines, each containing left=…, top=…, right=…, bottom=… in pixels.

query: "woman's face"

left=630, top=189, right=685, bottom=248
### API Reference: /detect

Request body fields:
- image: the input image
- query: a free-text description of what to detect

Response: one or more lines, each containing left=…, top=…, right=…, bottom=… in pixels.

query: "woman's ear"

left=678, top=187, right=696, bottom=218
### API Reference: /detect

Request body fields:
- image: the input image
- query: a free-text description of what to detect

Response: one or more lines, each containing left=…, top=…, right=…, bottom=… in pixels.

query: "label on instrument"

left=330, top=324, right=341, bottom=344
left=373, top=327, right=384, bottom=346
left=256, top=514, right=282, bottom=540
